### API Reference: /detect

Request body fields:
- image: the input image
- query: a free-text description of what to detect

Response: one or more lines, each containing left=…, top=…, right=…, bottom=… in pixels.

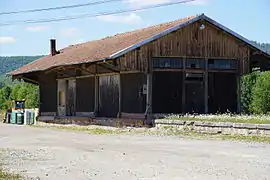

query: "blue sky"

left=0, top=0, right=269, bottom=56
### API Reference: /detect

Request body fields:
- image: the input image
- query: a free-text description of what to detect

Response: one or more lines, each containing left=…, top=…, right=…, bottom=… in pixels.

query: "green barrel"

left=11, top=111, right=17, bottom=124
left=17, top=113, right=24, bottom=125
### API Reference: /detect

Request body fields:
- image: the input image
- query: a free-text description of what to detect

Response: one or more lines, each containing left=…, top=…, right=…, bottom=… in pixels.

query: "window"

left=153, top=58, right=183, bottom=69
left=186, top=59, right=205, bottom=69
left=208, top=59, right=237, bottom=70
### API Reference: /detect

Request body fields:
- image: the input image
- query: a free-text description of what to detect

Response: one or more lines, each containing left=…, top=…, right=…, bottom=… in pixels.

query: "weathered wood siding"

left=208, top=72, right=237, bottom=113
left=121, top=73, right=146, bottom=113
left=39, top=72, right=57, bottom=115
left=76, top=77, right=95, bottom=113
left=152, top=72, right=183, bottom=113
left=99, top=75, right=119, bottom=117
left=118, top=21, right=250, bottom=74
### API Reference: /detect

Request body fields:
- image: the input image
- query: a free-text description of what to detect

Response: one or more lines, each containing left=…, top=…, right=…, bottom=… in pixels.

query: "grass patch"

left=161, top=127, right=270, bottom=143
left=33, top=123, right=270, bottom=143
left=164, top=114, right=270, bottom=124
left=0, top=168, right=21, bottom=180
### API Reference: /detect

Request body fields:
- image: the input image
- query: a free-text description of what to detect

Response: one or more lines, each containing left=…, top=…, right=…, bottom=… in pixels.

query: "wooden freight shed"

left=8, top=14, right=270, bottom=125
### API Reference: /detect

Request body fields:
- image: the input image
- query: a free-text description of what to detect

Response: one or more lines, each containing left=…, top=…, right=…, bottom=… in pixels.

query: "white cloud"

left=60, top=28, right=79, bottom=37
left=186, top=0, right=208, bottom=5
left=97, top=13, right=142, bottom=24
left=26, top=25, right=49, bottom=32
left=0, top=37, right=16, bottom=44
left=126, top=0, right=208, bottom=8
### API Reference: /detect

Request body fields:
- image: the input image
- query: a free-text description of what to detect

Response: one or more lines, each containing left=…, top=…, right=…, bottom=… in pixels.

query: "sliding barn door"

left=66, top=79, right=76, bottom=116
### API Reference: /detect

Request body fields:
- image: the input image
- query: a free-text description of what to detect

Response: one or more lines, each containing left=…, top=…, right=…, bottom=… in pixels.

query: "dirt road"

left=0, top=124, right=269, bottom=180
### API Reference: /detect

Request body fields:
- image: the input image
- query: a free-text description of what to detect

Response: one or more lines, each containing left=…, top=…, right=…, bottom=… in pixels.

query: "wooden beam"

left=204, top=58, right=209, bottom=114
left=182, top=57, right=186, bottom=114
left=97, top=60, right=120, bottom=72
left=236, top=74, right=241, bottom=113
left=117, top=74, right=122, bottom=118
left=45, top=66, right=64, bottom=74
left=94, top=64, right=99, bottom=117
left=145, top=73, right=153, bottom=122
left=153, top=68, right=236, bottom=73
left=76, top=66, right=95, bottom=75
left=17, top=76, right=39, bottom=85
left=153, top=56, right=237, bottom=60
left=145, top=57, right=153, bottom=125
left=237, top=60, right=241, bottom=113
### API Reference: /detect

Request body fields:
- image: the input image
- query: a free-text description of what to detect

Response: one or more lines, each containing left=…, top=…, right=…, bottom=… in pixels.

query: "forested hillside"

left=0, top=56, right=43, bottom=88
left=0, top=56, right=43, bottom=75
left=252, top=41, right=270, bottom=53
left=0, top=56, right=43, bottom=110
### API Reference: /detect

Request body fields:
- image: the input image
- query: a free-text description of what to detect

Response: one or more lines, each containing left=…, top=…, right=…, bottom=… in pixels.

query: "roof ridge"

left=102, top=14, right=199, bottom=39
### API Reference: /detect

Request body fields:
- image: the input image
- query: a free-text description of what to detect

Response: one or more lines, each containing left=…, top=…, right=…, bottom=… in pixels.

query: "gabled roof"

left=9, top=14, right=270, bottom=76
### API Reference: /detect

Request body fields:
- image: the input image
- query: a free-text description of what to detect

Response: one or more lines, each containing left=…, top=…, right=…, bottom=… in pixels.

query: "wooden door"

left=184, top=73, right=205, bottom=114
left=152, top=72, right=182, bottom=113
left=57, top=80, right=67, bottom=116
left=99, top=75, right=119, bottom=117
left=66, top=79, right=76, bottom=116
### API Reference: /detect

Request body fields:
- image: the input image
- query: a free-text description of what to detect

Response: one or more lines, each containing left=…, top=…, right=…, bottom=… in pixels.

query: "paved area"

left=0, top=124, right=269, bottom=180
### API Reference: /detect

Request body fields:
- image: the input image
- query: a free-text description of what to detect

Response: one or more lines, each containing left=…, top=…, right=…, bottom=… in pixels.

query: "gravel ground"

left=0, top=123, right=270, bottom=180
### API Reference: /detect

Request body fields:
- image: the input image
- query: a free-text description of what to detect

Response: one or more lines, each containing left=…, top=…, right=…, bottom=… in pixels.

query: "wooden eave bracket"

left=76, top=65, right=95, bottom=75
left=98, top=62, right=120, bottom=72
left=14, top=75, right=39, bottom=84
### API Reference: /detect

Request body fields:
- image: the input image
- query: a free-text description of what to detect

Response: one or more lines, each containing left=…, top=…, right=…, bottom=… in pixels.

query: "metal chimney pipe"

left=50, top=39, right=57, bottom=56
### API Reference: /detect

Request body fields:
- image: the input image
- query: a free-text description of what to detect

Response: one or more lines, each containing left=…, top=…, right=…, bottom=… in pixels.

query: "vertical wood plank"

left=94, top=64, right=99, bottom=116
left=204, top=58, right=209, bottom=114
left=146, top=55, right=153, bottom=125
left=236, top=60, right=241, bottom=113
left=118, top=74, right=122, bottom=118
left=182, top=57, right=186, bottom=114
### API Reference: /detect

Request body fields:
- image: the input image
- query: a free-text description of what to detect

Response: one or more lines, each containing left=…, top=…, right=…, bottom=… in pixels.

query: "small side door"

left=57, top=79, right=67, bottom=116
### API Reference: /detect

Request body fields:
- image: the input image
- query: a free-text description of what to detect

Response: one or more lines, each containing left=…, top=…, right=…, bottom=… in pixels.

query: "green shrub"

left=240, top=72, right=259, bottom=113
left=251, top=71, right=270, bottom=114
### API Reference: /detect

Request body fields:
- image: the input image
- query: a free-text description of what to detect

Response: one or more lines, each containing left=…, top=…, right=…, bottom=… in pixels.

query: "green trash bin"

left=11, top=111, right=17, bottom=124
left=17, top=113, right=24, bottom=125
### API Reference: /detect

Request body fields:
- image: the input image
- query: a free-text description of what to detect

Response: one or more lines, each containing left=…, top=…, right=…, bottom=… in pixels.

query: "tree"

left=251, top=71, right=270, bottom=114
left=25, top=85, right=39, bottom=108
left=0, top=86, right=12, bottom=110
left=240, top=72, right=259, bottom=113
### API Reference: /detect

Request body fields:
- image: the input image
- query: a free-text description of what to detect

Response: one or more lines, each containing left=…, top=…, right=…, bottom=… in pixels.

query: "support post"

left=94, top=64, right=99, bottom=117
left=236, top=74, right=241, bottom=113
left=145, top=56, right=153, bottom=125
left=204, top=58, right=209, bottom=114
left=146, top=73, right=153, bottom=124
left=117, top=73, right=122, bottom=118
left=182, top=57, right=186, bottom=114
left=236, top=59, right=241, bottom=114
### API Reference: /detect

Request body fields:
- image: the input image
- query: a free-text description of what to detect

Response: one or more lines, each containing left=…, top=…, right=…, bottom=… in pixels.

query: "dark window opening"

left=186, top=59, right=205, bottom=69
left=208, top=59, right=237, bottom=70
left=153, top=58, right=183, bottom=69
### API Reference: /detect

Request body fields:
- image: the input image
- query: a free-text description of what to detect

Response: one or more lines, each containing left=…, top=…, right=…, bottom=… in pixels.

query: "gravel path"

left=0, top=123, right=269, bottom=180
